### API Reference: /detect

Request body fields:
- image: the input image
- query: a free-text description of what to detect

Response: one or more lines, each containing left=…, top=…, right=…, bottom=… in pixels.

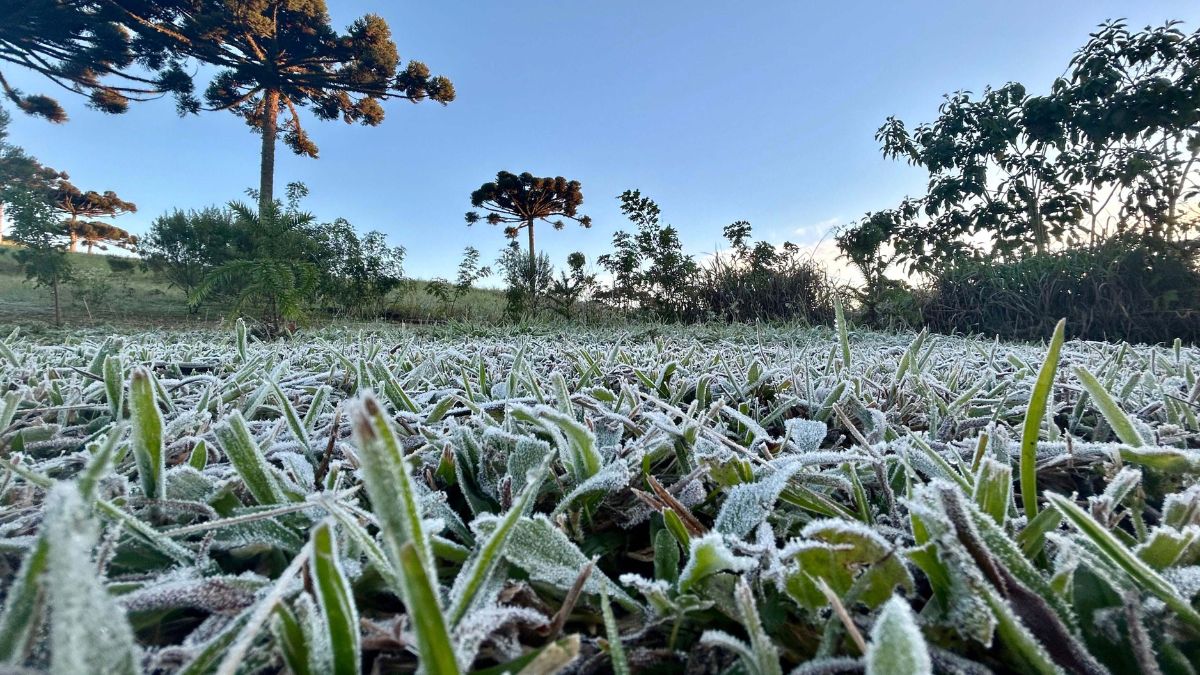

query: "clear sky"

left=4, top=1, right=1199, bottom=280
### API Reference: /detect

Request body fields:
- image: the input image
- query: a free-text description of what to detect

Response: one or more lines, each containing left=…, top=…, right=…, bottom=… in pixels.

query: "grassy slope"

left=0, top=245, right=507, bottom=328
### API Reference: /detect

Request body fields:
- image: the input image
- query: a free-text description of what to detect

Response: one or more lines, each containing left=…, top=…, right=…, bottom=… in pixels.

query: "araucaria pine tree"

left=50, top=181, right=137, bottom=252
left=113, top=0, right=456, bottom=213
left=465, top=171, right=591, bottom=296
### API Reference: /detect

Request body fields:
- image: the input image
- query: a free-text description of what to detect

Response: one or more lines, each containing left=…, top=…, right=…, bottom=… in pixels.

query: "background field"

left=0, top=246, right=509, bottom=328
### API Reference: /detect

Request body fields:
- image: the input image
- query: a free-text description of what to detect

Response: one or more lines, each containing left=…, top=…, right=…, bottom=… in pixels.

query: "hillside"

left=0, top=245, right=507, bottom=327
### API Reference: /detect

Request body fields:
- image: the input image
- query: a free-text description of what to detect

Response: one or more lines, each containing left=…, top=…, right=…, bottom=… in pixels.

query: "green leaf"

left=397, top=542, right=460, bottom=675
left=213, top=409, right=286, bottom=506
left=972, top=457, right=1012, bottom=526
left=835, top=296, right=852, bottom=369
left=188, top=439, right=209, bottom=471
left=679, top=533, right=756, bottom=593
left=1074, top=366, right=1145, bottom=447
left=600, top=589, right=630, bottom=675
left=271, top=604, right=314, bottom=675
left=44, top=484, right=139, bottom=675
left=0, top=534, right=49, bottom=664
left=270, top=379, right=312, bottom=456
left=449, top=455, right=552, bottom=626
left=1047, top=492, right=1200, bottom=631
left=866, top=596, right=931, bottom=675
left=310, top=521, right=359, bottom=675
left=103, top=355, right=123, bottom=419
left=129, top=366, right=165, bottom=500
left=653, top=528, right=680, bottom=586
left=1019, top=318, right=1064, bottom=520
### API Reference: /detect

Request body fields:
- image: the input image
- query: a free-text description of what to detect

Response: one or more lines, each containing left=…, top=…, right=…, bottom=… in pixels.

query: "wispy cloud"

left=794, top=216, right=843, bottom=241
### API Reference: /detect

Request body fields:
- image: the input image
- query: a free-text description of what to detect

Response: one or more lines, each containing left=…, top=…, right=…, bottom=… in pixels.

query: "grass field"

left=1, top=321, right=1198, bottom=673
left=0, top=246, right=508, bottom=329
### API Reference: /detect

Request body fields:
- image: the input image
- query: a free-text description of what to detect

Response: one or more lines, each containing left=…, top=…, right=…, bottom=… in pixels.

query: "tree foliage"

left=3, top=188, right=71, bottom=324
left=156, top=185, right=405, bottom=328
left=0, top=107, right=66, bottom=241
left=50, top=180, right=137, bottom=252
left=191, top=197, right=322, bottom=334
left=840, top=20, right=1200, bottom=274
left=597, top=190, right=695, bottom=315
left=425, top=246, right=490, bottom=317
left=140, top=206, right=242, bottom=298
left=0, top=0, right=190, bottom=121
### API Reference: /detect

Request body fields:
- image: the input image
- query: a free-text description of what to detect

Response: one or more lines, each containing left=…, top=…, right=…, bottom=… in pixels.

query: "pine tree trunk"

left=259, top=89, right=281, bottom=215
left=0, top=202, right=5, bottom=244
left=526, top=220, right=536, bottom=298
left=68, top=220, right=79, bottom=253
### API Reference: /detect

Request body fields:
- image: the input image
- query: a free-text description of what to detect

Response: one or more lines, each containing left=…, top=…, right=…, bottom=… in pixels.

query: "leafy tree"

left=116, top=0, right=455, bottom=212
left=139, top=206, right=241, bottom=299
left=425, top=246, right=490, bottom=317
left=4, top=189, right=71, bottom=324
left=312, top=218, right=405, bottom=317
left=49, top=181, right=137, bottom=252
left=843, top=20, right=1200, bottom=275
left=496, top=241, right=552, bottom=317
left=0, top=107, right=66, bottom=242
left=0, top=0, right=190, bottom=121
left=834, top=212, right=910, bottom=326
left=872, top=82, right=1086, bottom=268
left=597, top=190, right=694, bottom=316
left=1061, top=20, right=1200, bottom=239
left=466, top=172, right=591, bottom=296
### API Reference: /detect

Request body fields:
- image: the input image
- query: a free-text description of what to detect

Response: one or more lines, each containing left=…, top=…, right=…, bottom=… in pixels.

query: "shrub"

left=922, top=235, right=1200, bottom=343
left=693, top=225, right=839, bottom=324
left=496, top=242, right=552, bottom=318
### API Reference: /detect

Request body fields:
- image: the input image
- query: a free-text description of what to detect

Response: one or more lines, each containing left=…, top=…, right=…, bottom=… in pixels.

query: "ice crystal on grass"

left=866, top=596, right=931, bottom=675
left=2, top=323, right=1200, bottom=673
left=44, top=484, right=139, bottom=675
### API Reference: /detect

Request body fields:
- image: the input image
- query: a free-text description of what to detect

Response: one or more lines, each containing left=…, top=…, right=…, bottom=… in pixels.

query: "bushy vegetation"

left=142, top=184, right=405, bottom=332
left=1, top=322, right=1200, bottom=673
left=922, top=235, right=1200, bottom=342
left=837, top=20, right=1200, bottom=342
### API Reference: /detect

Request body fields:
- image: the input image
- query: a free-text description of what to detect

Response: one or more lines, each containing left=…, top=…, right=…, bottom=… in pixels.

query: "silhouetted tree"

left=597, top=190, right=694, bottom=314
left=547, top=252, right=596, bottom=318
left=842, top=20, right=1200, bottom=274
left=116, top=0, right=455, bottom=212
left=465, top=172, right=591, bottom=296
left=0, top=0, right=189, bottom=121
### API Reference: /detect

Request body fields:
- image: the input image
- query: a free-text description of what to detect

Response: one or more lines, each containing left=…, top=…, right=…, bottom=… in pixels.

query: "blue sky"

left=5, top=1, right=1198, bottom=280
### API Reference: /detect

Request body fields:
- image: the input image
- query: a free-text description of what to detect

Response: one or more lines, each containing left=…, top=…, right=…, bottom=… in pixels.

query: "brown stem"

left=526, top=219, right=536, bottom=298
left=259, top=89, right=280, bottom=214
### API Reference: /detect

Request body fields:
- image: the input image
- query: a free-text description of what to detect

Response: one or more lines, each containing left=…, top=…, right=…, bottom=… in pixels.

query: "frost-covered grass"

left=1, top=321, right=1199, bottom=674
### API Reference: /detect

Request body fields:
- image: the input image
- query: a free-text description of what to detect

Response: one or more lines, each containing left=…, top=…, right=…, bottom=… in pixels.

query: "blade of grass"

left=1019, top=318, right=1065, bottom=520
left=310, top=520, right=359, bottom=675
left=1074, top=366, right=1145, bottom=447
left=1046, top=492, right=1200, bottom=632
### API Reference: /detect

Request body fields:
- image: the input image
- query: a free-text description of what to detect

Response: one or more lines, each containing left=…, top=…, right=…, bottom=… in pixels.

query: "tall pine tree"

left=115, top=0, right=455, bottom=212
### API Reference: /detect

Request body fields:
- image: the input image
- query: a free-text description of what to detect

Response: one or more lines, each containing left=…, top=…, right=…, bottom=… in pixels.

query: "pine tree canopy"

left=0, top=0, right=191, bottom=121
